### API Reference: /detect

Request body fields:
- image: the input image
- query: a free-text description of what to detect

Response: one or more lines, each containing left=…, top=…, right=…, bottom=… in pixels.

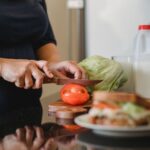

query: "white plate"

left=75, top=114, right=150, bottom=137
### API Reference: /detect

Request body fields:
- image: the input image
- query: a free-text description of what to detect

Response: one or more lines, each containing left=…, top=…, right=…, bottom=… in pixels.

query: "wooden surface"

left=48, top=99, right=92, bottom=119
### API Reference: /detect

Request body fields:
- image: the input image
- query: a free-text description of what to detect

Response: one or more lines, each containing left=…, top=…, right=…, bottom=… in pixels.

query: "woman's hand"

left=0, top=58, right=86, bottom=89
left=0, top=58, right=53, bottom=89
left=2, top=126, right=58, bottom=150
left=2, top=126, right=45, bottom=150
left=48, top=60, right=87, bottom=79
left=16, top=126, right=45, bottom=150
left=37, top=43, right=86, bottom=80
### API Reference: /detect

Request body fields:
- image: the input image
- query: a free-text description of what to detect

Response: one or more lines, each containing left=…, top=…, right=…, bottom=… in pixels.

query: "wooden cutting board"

left=48, top=99, right=92, bottom=119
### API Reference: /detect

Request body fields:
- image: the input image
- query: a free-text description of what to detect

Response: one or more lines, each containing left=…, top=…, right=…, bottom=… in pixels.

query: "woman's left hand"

left=37, top=44, right=86, bottom=80
left=47, top=61, right=87, bottom=79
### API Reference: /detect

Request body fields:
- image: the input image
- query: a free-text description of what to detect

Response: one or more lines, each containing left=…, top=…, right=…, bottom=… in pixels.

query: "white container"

left=112, top=56, right=134, bottom=92
left=134, top=25, right=150, bottom=55
left=134, top=25, right=150, bottom=98
left=134, top=54, right=150, bottom=98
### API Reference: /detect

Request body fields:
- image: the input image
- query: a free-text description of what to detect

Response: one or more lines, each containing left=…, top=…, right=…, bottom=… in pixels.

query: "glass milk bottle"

left=134, top=25, right=150, bottom=98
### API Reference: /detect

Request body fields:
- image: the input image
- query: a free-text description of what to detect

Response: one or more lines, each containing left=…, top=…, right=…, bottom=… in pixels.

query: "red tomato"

left=60, top=84, right=90, bottom=105
left=93, top=102, right=119, bottom=110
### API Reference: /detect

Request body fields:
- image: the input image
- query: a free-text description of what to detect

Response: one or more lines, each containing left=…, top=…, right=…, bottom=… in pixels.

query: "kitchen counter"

left=0, top=94, right=150, bottom=150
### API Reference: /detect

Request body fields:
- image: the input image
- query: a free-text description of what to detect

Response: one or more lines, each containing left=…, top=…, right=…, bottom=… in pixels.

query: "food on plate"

left=60, top=84, right=90, bottom=105
left=89, top=91, right=150, bottom=127
left=79, top=55, right=127, bottom=91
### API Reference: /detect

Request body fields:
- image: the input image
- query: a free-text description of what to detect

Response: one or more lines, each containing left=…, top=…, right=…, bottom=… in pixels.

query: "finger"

left=34, top=127, right=44, bottom=139
left=70, top=61, right=87, bottom=79
left=43, top=66, right=54, bottom=79
left=35, top=60, right=54, bottom=78
left=77, top=65, right=87, bottom=79
left=44, top=138, right=58, bottom=150
left=32, top=127, right=45, bottom=149
left=54, top=61, right=82, bottom=79
left=68, top=63, right=82, bottom=79
left=30, top=66, right=44, bottom=89
left=24, top=71, right=34, bottom=89
left=16, top=128, right=26, bottom=142
left=25, top=126, right=34, bottom=147
left=15, top=77, right=25, bottom=88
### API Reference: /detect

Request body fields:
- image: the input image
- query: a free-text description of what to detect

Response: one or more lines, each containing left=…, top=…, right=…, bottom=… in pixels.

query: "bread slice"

left=93, top=91, right=150, bottom=109
left=89, top=116, right=136, bottom=127
left=93, top=91, right=137, bottom=102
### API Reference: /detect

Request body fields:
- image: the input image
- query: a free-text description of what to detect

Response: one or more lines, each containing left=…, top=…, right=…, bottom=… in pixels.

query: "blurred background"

left=41, top=0, right=150, bottom=122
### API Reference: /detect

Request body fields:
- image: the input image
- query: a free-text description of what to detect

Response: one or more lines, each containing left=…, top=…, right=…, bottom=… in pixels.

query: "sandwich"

left=89, top=91, right=150, bottom=127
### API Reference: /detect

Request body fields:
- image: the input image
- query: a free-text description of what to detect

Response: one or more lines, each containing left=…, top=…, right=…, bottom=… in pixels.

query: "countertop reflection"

left=0, top=95, right=150, bottom=150
left=77, top=131, right=150, bottom=150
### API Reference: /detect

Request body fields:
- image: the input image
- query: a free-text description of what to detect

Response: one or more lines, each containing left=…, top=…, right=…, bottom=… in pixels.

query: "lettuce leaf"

left=79, top=55, right=127, bottom=91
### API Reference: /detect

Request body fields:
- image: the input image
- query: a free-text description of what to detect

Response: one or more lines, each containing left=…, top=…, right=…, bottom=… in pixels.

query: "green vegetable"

left=122, top=103, right=145, bottom=113
left=122, top=102, right=148, bottom=120
left=79, top=55, right=127, bottom=91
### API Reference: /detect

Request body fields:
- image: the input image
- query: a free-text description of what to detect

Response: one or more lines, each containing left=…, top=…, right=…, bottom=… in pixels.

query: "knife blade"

left=43, top=77, right=102, bottom=86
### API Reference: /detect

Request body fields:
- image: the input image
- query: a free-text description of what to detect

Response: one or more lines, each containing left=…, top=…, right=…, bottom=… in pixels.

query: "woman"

left=0, top=0, right=85, bottom=129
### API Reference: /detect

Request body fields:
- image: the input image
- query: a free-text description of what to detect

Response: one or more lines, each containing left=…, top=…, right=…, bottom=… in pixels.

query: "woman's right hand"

left=0, top=58, right=53, bottom=89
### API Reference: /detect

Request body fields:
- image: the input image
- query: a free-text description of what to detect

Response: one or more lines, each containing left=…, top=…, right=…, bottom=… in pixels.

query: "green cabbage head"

left=79, top=55, right=128, bottom=91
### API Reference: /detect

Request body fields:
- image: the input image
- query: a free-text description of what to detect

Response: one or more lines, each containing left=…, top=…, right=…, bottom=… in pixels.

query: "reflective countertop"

left=0, top=95, right=150, bottom=150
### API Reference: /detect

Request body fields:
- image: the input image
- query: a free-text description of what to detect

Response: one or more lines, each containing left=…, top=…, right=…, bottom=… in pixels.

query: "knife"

left=43, top=77, right=102, bottom=86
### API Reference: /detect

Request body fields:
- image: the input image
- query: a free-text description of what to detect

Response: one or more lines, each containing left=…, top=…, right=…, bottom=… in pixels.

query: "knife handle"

left=43, top=77, right=58, bottom=84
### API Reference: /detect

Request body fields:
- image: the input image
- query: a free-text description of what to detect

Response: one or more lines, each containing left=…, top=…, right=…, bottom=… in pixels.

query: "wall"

left=86, top=0, right=150, bottom=58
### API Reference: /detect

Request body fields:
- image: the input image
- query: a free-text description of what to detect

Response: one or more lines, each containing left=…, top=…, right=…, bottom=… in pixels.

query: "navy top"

left=0, top=0, right=56, bottom=115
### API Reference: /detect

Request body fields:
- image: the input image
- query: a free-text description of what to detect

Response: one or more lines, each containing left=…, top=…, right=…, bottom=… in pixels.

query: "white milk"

left=134, top=60, right=150, bottom=98
left=133, top=25, right=150, bottom=97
